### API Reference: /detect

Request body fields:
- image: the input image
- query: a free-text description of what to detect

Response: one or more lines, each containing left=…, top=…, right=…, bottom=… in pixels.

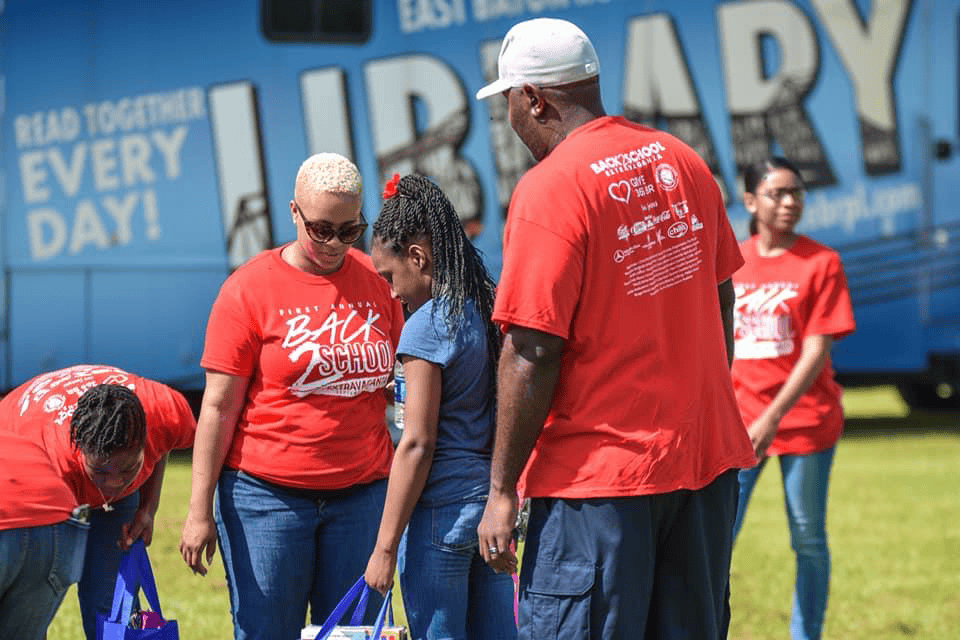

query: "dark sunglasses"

left=294, top=201, right=368, bottom=244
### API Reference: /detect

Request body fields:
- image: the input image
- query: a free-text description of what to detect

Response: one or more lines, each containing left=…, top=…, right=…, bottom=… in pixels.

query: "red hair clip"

left=383, top=173, right=401, bottom=199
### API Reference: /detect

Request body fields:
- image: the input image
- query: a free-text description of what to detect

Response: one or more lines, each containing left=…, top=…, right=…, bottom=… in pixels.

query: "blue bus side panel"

left=2, top=0, right=960, bottom=388
left=88, top=269, right=226, bottom=388
left=4, top=1, right=235, bottom=388
left=10, top=271, right=88, bottom=382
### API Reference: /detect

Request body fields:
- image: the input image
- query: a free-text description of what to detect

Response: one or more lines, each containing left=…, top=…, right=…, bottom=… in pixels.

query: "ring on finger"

left=488, top=546, right=499, bottom=555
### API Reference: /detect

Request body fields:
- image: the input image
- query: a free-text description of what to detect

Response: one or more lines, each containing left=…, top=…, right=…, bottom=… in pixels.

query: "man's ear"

left=521, top=84, right=544, bottom=118
left=743, top=192, right=758, bottom=215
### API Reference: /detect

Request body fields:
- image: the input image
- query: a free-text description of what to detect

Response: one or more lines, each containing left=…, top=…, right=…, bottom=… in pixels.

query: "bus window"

left=261, top=0, right=371, bottom=44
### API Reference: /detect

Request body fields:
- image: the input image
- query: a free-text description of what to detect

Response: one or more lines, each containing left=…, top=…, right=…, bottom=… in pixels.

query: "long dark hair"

left=742, top=156, right=803, bottom=235
left=373, top=174, right=501, bottom=374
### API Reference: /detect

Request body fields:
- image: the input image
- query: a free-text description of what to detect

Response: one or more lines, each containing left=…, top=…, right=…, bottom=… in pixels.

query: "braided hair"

left=373, top=174, right=501, bottom=374
left=70, top=384, right=147, bottom=458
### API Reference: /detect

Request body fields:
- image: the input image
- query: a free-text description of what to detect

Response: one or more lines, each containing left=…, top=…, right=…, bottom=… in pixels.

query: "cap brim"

left=476, top=78, right=511, bottom=100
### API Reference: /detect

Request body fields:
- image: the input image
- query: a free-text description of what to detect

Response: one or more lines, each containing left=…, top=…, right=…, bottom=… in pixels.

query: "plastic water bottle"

left=394, top=360, right=405, bottom=431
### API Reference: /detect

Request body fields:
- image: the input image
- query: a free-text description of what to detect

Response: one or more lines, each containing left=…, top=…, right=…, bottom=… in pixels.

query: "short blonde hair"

left=295, top=153, right=363, bottom=198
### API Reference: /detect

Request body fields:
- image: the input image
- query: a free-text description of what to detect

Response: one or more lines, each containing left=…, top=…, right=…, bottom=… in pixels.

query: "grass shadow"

left=841, top=385, right=960, bottom=438
left=843, top=410, right=960, bottom=438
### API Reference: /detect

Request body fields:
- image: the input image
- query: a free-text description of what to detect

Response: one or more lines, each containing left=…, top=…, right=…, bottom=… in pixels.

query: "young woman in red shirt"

left=731, top=157, right=856, bottom=640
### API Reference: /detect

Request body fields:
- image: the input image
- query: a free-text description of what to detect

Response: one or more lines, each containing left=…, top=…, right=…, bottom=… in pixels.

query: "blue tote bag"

left=302, top=576, right=406, bottom=639
left=96, top=539, right=179, bottom=639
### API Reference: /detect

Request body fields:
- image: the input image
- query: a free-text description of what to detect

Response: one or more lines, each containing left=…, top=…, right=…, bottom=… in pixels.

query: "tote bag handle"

left=107, top=539, right=165, bottom=624
left=314, top=576, right=394, bottom=640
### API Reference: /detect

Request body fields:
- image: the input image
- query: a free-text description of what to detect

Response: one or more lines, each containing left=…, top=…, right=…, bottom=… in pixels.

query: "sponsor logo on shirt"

left=610, top=196, right=707, bottom=297
left=43, top=395, right=66, bottom=412
left=615, top=200, right=696, bottom=243
left=654, top=163, right=680, bottom=191
left=668, top=221, right=688, bottom=238
left=617, top=211, right=673, bottom=241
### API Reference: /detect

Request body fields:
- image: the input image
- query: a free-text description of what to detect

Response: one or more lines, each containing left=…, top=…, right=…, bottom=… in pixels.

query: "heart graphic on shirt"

left=608, top=181, right=631, bottom=204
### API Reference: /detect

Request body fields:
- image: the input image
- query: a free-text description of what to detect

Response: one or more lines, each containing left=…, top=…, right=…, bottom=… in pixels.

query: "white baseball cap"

left=475, top=18, right=600, bottom=100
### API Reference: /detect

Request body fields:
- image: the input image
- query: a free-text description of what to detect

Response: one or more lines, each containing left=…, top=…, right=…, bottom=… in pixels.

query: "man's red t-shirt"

left=201, top=247, right=404, bottom=490
left=731, top=235, right=856, bottom=455
left=0, top=365, right=196, bottom=518
left=0, top=431, right=77, bottom=530
left=494, top=116, right=756, bottom=499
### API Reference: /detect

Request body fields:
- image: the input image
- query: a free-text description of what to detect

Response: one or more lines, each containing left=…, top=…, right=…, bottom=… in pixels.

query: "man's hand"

left=477, top=489, right=519, bottom=574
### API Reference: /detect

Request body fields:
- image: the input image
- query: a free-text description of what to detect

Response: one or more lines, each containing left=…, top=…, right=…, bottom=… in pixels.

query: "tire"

left=896, top=382, right=960, bottom=411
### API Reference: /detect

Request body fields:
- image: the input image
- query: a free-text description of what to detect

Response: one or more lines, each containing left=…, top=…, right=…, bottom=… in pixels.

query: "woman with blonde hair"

left=180, top=153, right=405, bottom=639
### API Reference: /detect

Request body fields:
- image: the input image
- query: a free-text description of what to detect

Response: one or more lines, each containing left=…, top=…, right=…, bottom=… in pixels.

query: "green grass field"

left=48, top=387, right=959, bottom=639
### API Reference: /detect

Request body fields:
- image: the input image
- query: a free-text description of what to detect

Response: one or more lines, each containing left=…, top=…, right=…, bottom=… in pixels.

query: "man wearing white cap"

left=475, top=17, right=756, bottom=639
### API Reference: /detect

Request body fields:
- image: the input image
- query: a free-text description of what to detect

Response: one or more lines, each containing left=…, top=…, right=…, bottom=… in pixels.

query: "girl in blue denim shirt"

left=365, top=174, right=517, bottom=640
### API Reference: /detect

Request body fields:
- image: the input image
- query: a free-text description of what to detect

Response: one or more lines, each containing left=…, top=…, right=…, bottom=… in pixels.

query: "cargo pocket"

left=524, top=560, right=595, bottom=640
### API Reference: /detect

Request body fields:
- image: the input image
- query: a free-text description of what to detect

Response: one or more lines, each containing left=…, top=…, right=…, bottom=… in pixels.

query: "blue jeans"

left=78, top=491, right=141, bottom=639
left=0, top=515, right=90, bottom=640
left=399, top=500, right=517, bottom=640
left=519, top=470, right=739, bottom=640
left=215, top=469, right=388, bottom=640
left=733, top=447, right=836, bottom=640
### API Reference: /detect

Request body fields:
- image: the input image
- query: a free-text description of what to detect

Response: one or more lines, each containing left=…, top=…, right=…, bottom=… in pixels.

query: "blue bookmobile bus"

left=2, top=0, right=959, bottom=407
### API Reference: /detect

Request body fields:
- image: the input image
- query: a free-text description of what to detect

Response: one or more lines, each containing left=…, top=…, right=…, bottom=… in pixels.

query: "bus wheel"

left=896, top=382, right=960, bottom=411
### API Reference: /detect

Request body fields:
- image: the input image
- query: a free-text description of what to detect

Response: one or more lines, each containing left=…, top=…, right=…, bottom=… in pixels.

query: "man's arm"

left=718, top=278, right=736, bottom=368
left=477, top=326, right=564, bottom=573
